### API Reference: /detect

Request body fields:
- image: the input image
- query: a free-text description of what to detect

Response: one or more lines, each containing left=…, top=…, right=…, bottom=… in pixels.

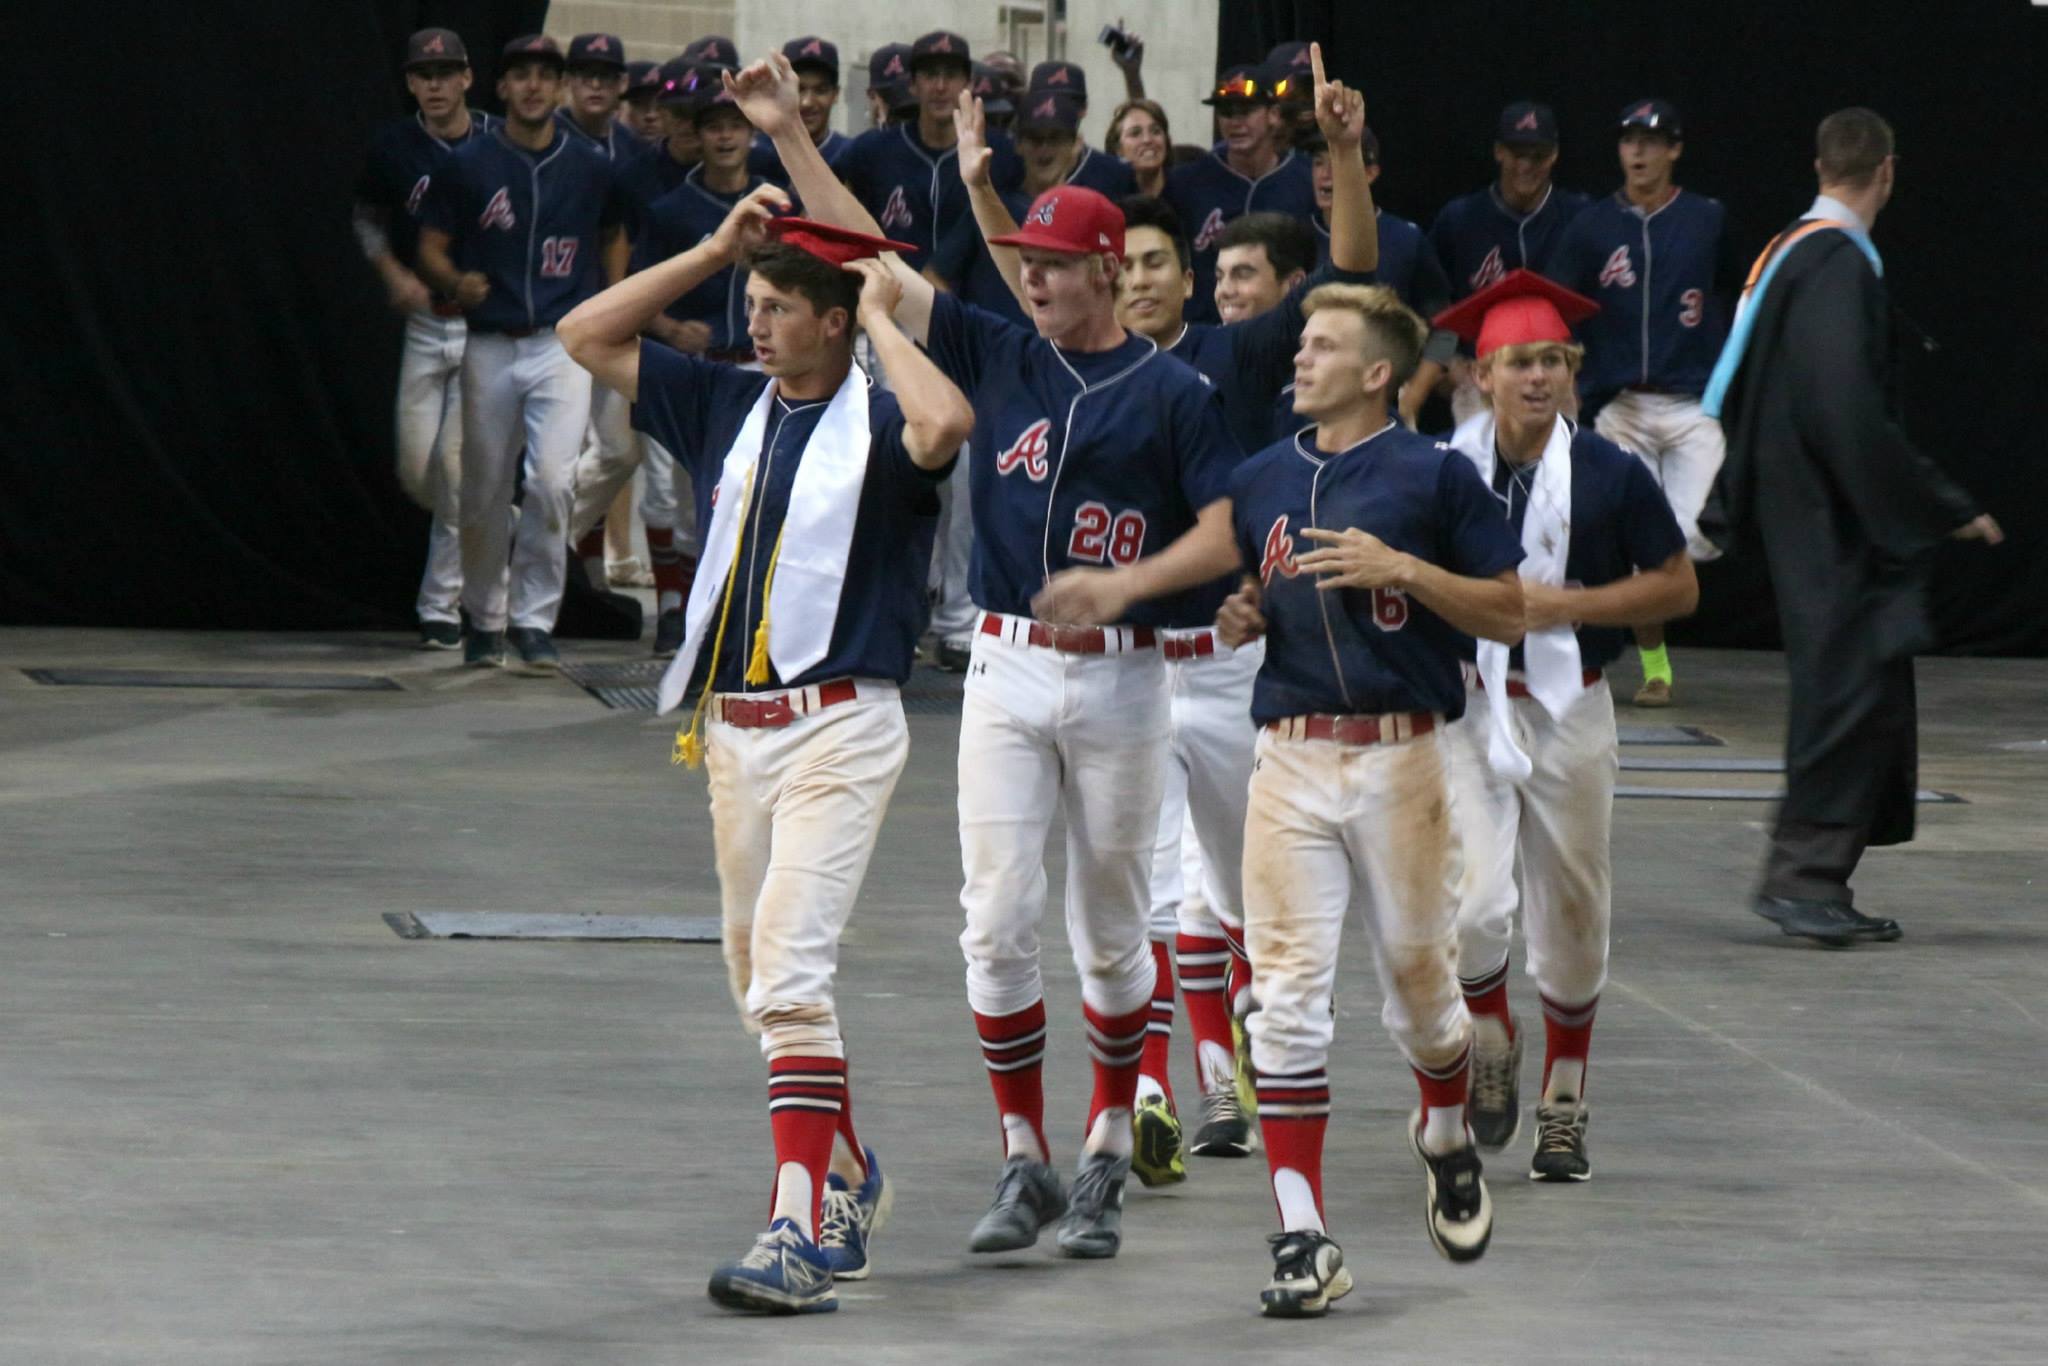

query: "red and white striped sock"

left=1413, top=1043, right=1473, bottom=1156
left=766, top=1054, right=845, bottom=1242
left=1083, top=1000, right=1149, bottom=1157
left=1256, top=1067, right=1330, bottom=1232
left=1460, top=959, right=1516, bottom=1039
left=974, top=1001, right=1049, bottom=1163
left=1137, top=940, right=1176, bottom=1103
left=1539, top=991, right=1599, bottom=1102
left=1175, top=932, right=1236, bottom=1091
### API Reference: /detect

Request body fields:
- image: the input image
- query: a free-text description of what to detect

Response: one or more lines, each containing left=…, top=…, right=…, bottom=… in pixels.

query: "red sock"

left=974, top=1001, right=1049, bottom=1160
left=1460, top=960, right=1516, bottom=1038
left=1256, top=1068, right=1330, bottom=1229
left=1218, top=920, right=1255, bottom=1016
left=767, top=1054, right=845, bottom=1239
left=1540, top=992, right=1599, bottom=1097
left=1413, top=1043, right=1472, bottom=1138
left=1175, top=932, right=1234, bottom=1089
left=1138, top=941, right=1175, bottom=1101
left=1082, top=999, right=1150, bottom=1136
left=835, top=1058, right=868, bottom=1180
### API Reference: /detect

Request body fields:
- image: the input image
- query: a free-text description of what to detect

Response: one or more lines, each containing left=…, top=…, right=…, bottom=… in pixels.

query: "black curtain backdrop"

left=1220, top=0, right=2048, bottom=655
left=4, top=1, right=543, bottom=630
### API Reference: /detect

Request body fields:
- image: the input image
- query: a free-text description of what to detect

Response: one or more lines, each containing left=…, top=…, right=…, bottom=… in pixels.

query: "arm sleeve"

left=918, top=291, right=996, bottom=394
left=1173, top=384, right=1243, bottom=510
left=629, top=339, right=752, bottom=486
left=1436, top=455, right=1526, bottom=577
left=1615, top=452, right=1690, bottom=569
left=1785, top=247, right=1980, bottom=557
left=869, top=399, right=958, bottom=494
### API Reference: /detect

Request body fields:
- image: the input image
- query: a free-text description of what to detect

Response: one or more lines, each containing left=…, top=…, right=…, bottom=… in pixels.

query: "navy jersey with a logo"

left=630, top=340, right=951, bottom=692
left=615, top=143, right=697, bottom=239
left=1163, top=151, right=1318, bottom=323
left=554, top=107, right=641, bottom=162
left=748, top=129, right=855, bottom=186
left=928, top=189, right=1032, bottom=326
left=422, top=127, right=625, bottom=332
left=354, top=110, right=497, bottom=271
left=1428, top=183, right=1592, bottom=301
left=1062, top=145, right=1137, bottom=199
left=632, top=170, right=764, bottom=349
left=921, top=293, right=1238, bottom=627
left=1469, top=424, right=1686, bottom=672
left=840, top=124, right=1024, bottom=270
left=1229, top=423, right=1523, bottom=723
left=1548, top=189, right=1728, bottom=404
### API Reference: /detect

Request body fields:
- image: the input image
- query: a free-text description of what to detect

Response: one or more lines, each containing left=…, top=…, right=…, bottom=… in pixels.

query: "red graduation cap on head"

left=1432, top=269, right=1599, bottom=359
left=764, top=217, right=918, bottom=266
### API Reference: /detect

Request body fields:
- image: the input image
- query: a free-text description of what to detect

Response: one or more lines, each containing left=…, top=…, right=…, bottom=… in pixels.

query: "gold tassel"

left=670, top=467, right=759, bottom=769
left=742, top=521, right=790, bottom=687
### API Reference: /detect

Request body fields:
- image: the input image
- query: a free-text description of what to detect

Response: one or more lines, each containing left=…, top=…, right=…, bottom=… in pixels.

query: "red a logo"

left=1192, top=207, right=1227, bottom=252
left=1598, top=244, right=1637, bottom=288
left=1033, top=97, right=1057, bottom=119
left=1047, top=67, right=1070, bottom=85
left=406, top=174, right=431, bottom=214
left=995, top=419, right=1052, bottom=481
left=479, top=188, right=516, bottom=230
left=1292, top=49, right=1312, bottom=67
left=878, top=185, right=913, bottom=231
left=1026, top=197, right=1056, bottom=227
left=1515, top=110, right=1538, bottom=131
left=802, top=39, right=824, bottom=56
left=423, top=34, right=446, bottom=55
left=590, top=36, right=610, bottom=52
left=883, top=54, right=905, bottom=78
left=1260, top=516, right=1299, bottom=584
left=933, top=36, right=953, bottom=52
left=1470, top=245, right=1505, bottom=291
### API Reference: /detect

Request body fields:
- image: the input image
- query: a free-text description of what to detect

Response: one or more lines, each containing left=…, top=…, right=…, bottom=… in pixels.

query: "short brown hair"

left=1301, top=283, right=1428, bottom=388
left=1816, top=107, right=1894, bottom=189
left=744, top=241, right=860, bottom=320
left=1106, top=98, right=1171, bottom=156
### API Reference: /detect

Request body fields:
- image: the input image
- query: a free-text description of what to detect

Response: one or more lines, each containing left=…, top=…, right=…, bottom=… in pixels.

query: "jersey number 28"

left=1067, top=501, right=1146, bottom=565
left=539, top=237, right=579, bottom=278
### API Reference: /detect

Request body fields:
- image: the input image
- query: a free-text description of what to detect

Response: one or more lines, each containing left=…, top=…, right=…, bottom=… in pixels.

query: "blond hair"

left=1301, top=283, right=1428, bottom=387
left=1478, top=339, right=1584, bottom=378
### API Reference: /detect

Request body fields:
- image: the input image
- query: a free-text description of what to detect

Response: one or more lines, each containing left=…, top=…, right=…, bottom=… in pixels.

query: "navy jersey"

left=633, top=170, right=764, bottom=349
left=1315, top=209, right=1452, bottom=320
left=922, top=293, right=1238, bottom=626
left=748, top=129, right=855, bottom=185
left=354, top=110, right=497, bottom=271
left=554, top=108, right=641, bottom=162
left=1163, top=151, right=1318, bottom=324
left=840, top=124, right=1025, bottom=270
left=630, top=340, right=951, bottom=692
left=422, top=128, right=626, bottom=333
left=1549, top=189, right=1728, bottom=404
left=1063, top=145, right=1137, bottom=199
left=1429, top=183, right=1593, bottom=300
left=614, top=143, right=697, bottom=239
left=1473, top=424, right=1686, bottom=672
left=1230, top=423, right=1524, bottom=723
left=929, top=190, right=1031, bottom=325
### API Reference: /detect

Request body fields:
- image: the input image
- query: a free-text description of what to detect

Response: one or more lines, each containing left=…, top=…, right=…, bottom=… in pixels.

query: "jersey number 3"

left=540, top=236, right=579, bottom=278
left=1068, top=502, right=1146, bottom=565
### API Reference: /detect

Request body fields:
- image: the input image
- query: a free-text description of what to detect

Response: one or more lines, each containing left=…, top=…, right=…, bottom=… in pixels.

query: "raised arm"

left=1110, top=24, right=1146, bottom=101
left=558, top=183, right=790, bottom=401
left=728, top=56, right=936, bottom=341
left=844, top=259, right=975, bottom=470
left=956, top=88, right=1030, bottom=312
left=1310, top=44, right=1377, bottom=273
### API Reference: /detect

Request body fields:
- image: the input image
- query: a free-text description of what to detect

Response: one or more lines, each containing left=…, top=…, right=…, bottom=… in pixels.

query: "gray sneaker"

left=1054, top=1151, right=1129, bottom=1259
left=1468, top=1015, right=1524, bottom=1152
left=968, top=1156, right=1066, bottom=1253
left=506, top=626, right=560, bottom=674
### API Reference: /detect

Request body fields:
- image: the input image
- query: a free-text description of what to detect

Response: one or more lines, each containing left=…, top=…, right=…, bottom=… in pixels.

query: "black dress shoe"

left=1843, top=907, right=1903, bottom=942
left=1751, top=895, right=1860, bottom=947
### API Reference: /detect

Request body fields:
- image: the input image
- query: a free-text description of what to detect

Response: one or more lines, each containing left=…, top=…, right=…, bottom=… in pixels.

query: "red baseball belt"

left=1162, top=629, right=1219, bottom=662
left=1265, top=711, right=1438, bottom=746
left=715, top=678, right=859, bottom=729
left=978, top=612, right=1157, bottom=655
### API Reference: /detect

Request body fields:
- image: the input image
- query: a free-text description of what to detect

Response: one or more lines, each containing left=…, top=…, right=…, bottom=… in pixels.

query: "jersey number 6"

left=1068, top=501, right=1147, bottom=565
left=540, top=236, right=579, bottom=278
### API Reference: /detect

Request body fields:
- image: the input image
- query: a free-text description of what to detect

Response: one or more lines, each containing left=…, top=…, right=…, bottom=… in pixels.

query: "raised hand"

left=710, top=182, right=793, bottom=260
left=1110, top=21, right=1145, bottom=74
left=725, top=54, right=800, bottom=139
left=1309, top=42, right=1365, bottom=148
left=954, top=88, right=992, bottom=188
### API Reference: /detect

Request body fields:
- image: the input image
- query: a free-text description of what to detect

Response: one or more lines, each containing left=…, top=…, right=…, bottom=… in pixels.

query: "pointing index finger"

left=1309, top=41, right=1326, bottom=91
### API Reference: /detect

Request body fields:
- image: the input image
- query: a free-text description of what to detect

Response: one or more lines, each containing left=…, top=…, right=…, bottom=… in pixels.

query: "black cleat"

left=418, top=619, right=462, bottom=650
left=463, top=629, right=505, bottom=668
left=969, top=1156, right=1066, bottom=1253
left=1259, top=1229, right=1354, bottom=1318
left=1530, top=1098, right=1592, bottom=1182
left=1409, top=1112, right=1493, bottom=1263
left=506, top=626, right=560, bottom=674
left=1467, top=1015, right=1524, bottom=1152
left=935, top=638, right=972, bottom=672
left=652, top=607, right=685, bottom=658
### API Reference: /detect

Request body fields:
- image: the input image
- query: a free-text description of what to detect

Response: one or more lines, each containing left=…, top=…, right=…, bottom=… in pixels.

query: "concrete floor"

left=1, top=628, right=2043, bottom=1365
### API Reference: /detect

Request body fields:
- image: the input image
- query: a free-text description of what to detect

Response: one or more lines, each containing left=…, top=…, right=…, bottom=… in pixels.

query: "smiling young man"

left=1550, top=100, right=1729, bottom=706
left=353, top=28, right=497, bottom=650
left=1163, top=63, right=1317, bottom=323
left=1433, top=269, right=1697, bottom=1184
left=733, top=53, right=1246, bottom=1261
left=415, top=35, right=628, bottom=672
left=561, top=186, right=973, bottom=1316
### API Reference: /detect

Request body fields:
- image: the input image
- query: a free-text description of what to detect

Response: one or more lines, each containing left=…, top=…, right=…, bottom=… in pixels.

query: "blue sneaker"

left=819, top=1148, right=893, bottom=1281
left=706, top=1217, right=838, bottom=1315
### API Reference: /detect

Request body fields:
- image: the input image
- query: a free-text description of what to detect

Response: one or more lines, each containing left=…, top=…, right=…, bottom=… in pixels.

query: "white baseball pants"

left=705, top=684, right=909, bottom=1059
left=1447, top=683, right=1615, bottom=1008
left=1243, top=724, right=1471, bottom=1079
left=958, top=619, right=1168, bottom=1020
left=396, top=311, right=466, bottom=624
left=457, top=330, right=593, bottom=633
left=1594, top=390, right=1726, bottom=561
left=1146, top=633, right=1262, bottom=942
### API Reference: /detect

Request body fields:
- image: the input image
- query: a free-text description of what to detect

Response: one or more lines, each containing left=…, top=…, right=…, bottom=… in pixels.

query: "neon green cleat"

left=1130, top=1093, right=1188, bottom=1187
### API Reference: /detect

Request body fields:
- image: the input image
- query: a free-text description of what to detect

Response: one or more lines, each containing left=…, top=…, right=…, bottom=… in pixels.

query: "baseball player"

left=748, top=37, right=855, bottom=185
left=622, top=60, right=663, bottom=142
left=1163, top=63, right=1317, bottom=323
left=1018, top=62, right=1132, bottom=198
left=1430, top=103, right=1593, bottom=424
left=972, top=63, right=1018, bottom=135
left=556, top=33, right=638, bottom=160
left=1262, top=41, right=1319, bottom=157
left=415, top=35, right=628, bottom=672
left=352, top=27, right=496, bottom=649
left=863, top=43, right=918, bottom=128
left=839, top=31, right=1023, bottom=271
left=561, top=187, right=973, bottom=1314
left=1549, top=99, right=1729, bottom=706
left=734, top=54, right=1243, bottom=1260
left=1433, top=269, right=1697, bottom=1183
left=1067, top=281, right=1524, bottom=1314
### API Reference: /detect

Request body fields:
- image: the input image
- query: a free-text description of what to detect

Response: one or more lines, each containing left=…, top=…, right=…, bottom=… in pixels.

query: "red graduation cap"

left=1432, top=269, right=1599, bottom=359
left=764, top=217, right=917, bottom=266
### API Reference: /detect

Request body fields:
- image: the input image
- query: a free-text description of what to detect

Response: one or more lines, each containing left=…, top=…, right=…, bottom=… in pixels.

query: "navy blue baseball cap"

left=783, top=35, right=840, bottom=81
left=625, top=59, right=661, bottom=94
left=1016, top=91, right=1084, bottom=135
left=655, top=57, right=708, bottom=107
left=1619, top=98, right=1683, bottom=139
left=500, top=34, right=565, bottom=70
left=566, top=33, right=626, bottom=70
left=971, top=63, right=1015, bottom=116
left=910, top=31, right=971, bottom=74
left=1265, top=41, right=1315, bottom=103
left=1204, top=64, right=1276, bottom=106
left=870, top=44, right=917, bottom=109
left=404, top=29, right=468, bottom=71
left=1028, top=60, right=1086, bottom=97
left=1496, top=101, right=1559, bottom=147
left=682, top=35, right=740, bottom=70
